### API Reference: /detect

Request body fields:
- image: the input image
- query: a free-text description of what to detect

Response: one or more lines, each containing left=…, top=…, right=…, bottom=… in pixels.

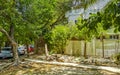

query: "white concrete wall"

left=65, top=39, right=120, bottom=57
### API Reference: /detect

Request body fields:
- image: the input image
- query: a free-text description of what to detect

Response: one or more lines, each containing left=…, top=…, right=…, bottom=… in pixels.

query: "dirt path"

left=25, top=58, right=120, bottom=74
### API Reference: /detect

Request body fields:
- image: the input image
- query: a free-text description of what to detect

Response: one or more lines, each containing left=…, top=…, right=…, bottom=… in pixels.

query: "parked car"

left=0, top=46, right=26, bottom=59
left=18, top=46, right=26, bottom=55
left=28, top=46, right=34, bottom=52
left=0, top=47, right=13, bottom=59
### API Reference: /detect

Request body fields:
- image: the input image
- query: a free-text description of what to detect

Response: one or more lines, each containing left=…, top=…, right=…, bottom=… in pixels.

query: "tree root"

left=0, top=63, right=13, bottom=72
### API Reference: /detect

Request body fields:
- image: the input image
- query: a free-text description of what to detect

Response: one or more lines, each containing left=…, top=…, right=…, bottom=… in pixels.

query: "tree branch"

left=0, top=28, right=13, bottom=43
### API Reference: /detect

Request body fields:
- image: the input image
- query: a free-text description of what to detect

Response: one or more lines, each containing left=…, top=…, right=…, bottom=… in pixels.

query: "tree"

left=0, top=0, right=100, bottom=64
left=0, top=0, right=23, bottom=65
left=31, top=0, right=99, bottom=55
left=44, top=25, right=70, bottom=54
left=76, top=15, right=99, bottom=58
left=42, top=0, right=99, bottom=55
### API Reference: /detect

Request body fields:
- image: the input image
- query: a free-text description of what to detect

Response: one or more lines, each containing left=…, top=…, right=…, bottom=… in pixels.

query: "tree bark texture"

left=35, top=37, right=45, bottom=54
left=11, top=41, right=20, bottom=65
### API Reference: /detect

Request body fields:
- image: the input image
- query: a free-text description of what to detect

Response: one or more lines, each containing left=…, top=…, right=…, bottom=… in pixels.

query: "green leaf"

left=0, top=32, right=2, bottom=36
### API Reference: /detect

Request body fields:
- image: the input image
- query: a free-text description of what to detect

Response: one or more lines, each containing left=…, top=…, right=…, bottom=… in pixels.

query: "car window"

left=2, top=47, right=12, bottom=51
left=1, top=51, right=11, bottom=53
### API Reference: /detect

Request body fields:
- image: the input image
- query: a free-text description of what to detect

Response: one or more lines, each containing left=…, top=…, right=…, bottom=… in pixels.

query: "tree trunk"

left=5, top=24, right=15, bottom=47
left=101, top=33, right=104, bottom=58
left=84, top=41, right=87, bottom=59
left=26, top=43, right=29, bottom=57
left=39, top=37, right=45, bottom=54
left=12, top=41, right=20, bottom=65
left=9, top=24, right=14, bottom=40
left=10, top=24, right=20, bottom=64
left=93, top=38, right=96, bottom=56
left=34, top=39, right=39, bottom=54
left=45, top=43, right=49, bottom=60
left=0, top=28, right=20, bottom=65
left=45, top=44, right=49, bottom=57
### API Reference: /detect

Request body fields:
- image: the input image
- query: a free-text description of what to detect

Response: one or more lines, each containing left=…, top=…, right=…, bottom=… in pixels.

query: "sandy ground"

left=0, top=54, right=119, bottom=75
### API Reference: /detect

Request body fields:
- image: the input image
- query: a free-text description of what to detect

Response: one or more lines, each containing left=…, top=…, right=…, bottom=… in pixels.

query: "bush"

left=45, top=25, right=79, bottom=54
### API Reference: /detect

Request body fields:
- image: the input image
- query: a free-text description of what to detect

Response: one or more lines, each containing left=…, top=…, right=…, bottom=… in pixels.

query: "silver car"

left=0, top=47, right=13, bottom=59
left=18, top=46, right=26, bottom=55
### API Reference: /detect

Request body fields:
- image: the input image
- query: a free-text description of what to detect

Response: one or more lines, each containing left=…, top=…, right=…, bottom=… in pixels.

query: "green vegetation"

left=45, top=25, right=78, bottom=54
left=1, top=1, right=120, bottom=75
left=0, top=0, right=120, bottom=65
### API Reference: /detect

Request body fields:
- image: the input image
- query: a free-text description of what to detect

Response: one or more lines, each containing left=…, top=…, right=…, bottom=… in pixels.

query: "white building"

left=66, top=0, right=110, bottom=24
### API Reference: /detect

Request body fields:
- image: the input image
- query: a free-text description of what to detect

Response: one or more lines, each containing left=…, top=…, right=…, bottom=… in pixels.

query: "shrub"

left=45, top=25, right=79, bottom=54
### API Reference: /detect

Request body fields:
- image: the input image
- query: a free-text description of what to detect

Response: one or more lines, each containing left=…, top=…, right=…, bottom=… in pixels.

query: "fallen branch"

left=25, top=59, right=120, bottom=74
